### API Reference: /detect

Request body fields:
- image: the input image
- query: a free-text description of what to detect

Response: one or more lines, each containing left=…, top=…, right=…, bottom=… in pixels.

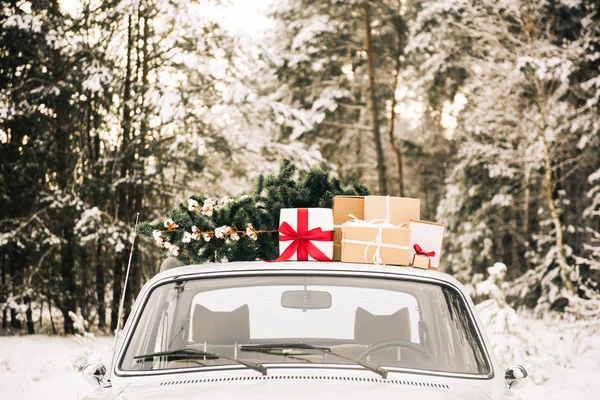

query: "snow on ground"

left=0, top=334, right=113, bottom=400
left=508, top=318, right=600, bottom=400
left=0, top=316, right=599, bottom=399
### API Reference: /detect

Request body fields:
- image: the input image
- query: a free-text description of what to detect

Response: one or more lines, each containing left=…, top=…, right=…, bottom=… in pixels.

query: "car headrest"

left=354, top=307, right=411, bottom=344
left=192, top=304, right=250, bottom=344
left=159, top=257, right=181, bottom=272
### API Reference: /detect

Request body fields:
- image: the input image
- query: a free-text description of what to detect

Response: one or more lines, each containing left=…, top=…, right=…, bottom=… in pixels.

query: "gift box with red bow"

left=409, top=220, right=445, bottom=270
left=276, top=208, right=334, bottom=261
left=411, top=245, right=435, bottom=269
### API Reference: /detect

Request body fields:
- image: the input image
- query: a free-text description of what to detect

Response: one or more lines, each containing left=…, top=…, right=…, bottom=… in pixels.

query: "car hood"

left=101, top=377, right=493, bottom=400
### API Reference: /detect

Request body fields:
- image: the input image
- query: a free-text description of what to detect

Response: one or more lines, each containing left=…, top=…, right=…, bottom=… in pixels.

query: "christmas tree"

left=139, top=160, right=370, bottom=264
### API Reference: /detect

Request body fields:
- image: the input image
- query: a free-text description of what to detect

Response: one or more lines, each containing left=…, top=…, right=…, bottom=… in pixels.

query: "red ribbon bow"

left=414, top=244, right=435, bottom=257
left=275, top=208, right=333, bottom=262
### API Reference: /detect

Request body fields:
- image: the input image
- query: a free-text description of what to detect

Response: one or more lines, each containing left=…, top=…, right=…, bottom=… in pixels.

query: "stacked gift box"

left=276, top=195, right=444, bottom=270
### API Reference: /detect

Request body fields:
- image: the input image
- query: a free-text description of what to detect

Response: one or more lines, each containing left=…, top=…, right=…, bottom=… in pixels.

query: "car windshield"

left=119, top=275, right=491, bottom=376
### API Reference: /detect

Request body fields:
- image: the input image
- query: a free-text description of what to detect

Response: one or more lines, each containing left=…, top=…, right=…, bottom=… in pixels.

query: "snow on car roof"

left=149, top=261, right=462, bottom=288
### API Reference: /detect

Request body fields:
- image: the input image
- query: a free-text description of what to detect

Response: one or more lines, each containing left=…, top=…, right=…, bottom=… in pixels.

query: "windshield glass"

left=119, top=275, right=490, bottom=375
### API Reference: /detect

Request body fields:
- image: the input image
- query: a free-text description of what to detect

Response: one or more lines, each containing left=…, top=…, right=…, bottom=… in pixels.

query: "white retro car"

left=82, top=261, right=528, bottom=399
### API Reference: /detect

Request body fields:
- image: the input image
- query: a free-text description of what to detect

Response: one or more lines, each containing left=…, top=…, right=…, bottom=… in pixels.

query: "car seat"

left=352, top=307, right=412, bottom=365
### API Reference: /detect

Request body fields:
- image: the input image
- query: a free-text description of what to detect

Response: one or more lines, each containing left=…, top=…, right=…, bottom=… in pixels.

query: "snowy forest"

left=1, top=0, right=599, bottom=345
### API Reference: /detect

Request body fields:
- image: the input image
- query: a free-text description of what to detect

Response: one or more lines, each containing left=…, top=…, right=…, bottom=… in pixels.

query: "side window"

left=120, top=285, right=180, bottom=370
left=440, top=287, right=490, bottom=374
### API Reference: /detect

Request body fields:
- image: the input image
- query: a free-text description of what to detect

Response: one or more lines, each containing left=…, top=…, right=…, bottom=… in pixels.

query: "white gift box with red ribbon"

left=409, top=220, right=445, bottom=269
left=276, top=208, right=334, bottom=261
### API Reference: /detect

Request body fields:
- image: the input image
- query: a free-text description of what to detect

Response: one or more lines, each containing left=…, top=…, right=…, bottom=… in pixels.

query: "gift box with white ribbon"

left=340, top=220, right=411, bottom=266
left=364, top=195, right=420, bottom=226
left=276, top=208, right=334, bottom=261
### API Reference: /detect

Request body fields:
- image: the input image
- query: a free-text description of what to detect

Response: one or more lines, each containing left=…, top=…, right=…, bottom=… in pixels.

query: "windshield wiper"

left=240, top=343, right=388, bottom=379
left=240, top=343, right=330, bottom=354
left=134, top=348, right=267, bottom=375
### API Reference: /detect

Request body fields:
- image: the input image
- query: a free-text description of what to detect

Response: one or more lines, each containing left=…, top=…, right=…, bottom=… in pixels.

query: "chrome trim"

left=114, top=268, right=495, bottom=380
left=119, top=362, right=492, bottom=381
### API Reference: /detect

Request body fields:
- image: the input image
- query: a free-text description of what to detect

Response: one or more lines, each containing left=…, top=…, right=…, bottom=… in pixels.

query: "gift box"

left=332, top=196, right=365, bottom=261
left=364, top=196, right=420, bottom=226
left=409, top=220, right=444, bottom=269
left=411, top=254, right=431, bottom=269
left=277, top=208, right=334, bottom=261
left=341, top=222, right=411, bottom=266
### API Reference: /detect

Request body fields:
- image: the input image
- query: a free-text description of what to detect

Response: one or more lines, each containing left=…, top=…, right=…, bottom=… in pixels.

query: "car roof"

left=149, top=261, right=463, bottom=288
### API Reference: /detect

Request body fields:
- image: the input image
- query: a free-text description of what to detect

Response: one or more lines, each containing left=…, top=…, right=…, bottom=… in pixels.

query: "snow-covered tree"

left=411, top=0, right=600, bottom=311
left=266, top=0, right=412, bottom=194
left=0, top=0, right=326, bottom=334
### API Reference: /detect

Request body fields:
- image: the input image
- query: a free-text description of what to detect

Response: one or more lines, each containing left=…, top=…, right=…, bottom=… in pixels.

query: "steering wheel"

left=358, top=340, right=433, bottom=361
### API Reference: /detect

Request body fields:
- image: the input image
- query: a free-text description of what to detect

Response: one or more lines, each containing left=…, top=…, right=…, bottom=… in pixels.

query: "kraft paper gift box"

left=341, top=223, right=411, bottom=266
left=277, top=208, right=334, bottom=261
left=332, top=196, right=365, bottom=261
left=411, top=254, right=431, bottom=269
left=364, top=196, right=420, bottom=226
left=409, top=219, right=445, bottom=269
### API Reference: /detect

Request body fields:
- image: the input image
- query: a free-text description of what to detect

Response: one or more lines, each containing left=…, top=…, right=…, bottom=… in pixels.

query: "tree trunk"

left=510, top=207, right=520, bottom=275
left=48, top=299, right=57, bottom=335
left=109, top=10, right=134, bottom=333
left=119, top=12, right=136, bottom=324
left=363, top=1, right=388, bottom=195
left=9, top=250, right=22, bottom=329
left=524, top=164, right=530, bottom=236
left=1, top=254, right=6, bottom=329
left=59, top=233, right=77, bottom=334
left=10, top=308, right=21, bottom=329
left=522, top=17, right=575, bottom=297
left=96, top=245, right=106, bottom=329
left=38, top=298, right=44, bottom=330
left=123, top=8, right=149, bottom=318
left=539, top=128, right=575, bottom=295
left=25, top=296, right=34, bottom=334
left=50, top=0, right=77, bottom=335
left=388, top=56, right=404, bottom=197
left=120, top=12, right=134, bottom=181
left=110, top=255, right=123, bottom=331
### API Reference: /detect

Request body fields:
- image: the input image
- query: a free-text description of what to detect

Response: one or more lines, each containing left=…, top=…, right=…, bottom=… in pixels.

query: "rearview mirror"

left=281, top=290, right=332, bottom=311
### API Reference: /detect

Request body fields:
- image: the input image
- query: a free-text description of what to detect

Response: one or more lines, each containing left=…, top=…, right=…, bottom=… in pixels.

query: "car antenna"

left=106, top=212, right=140, bottom=386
